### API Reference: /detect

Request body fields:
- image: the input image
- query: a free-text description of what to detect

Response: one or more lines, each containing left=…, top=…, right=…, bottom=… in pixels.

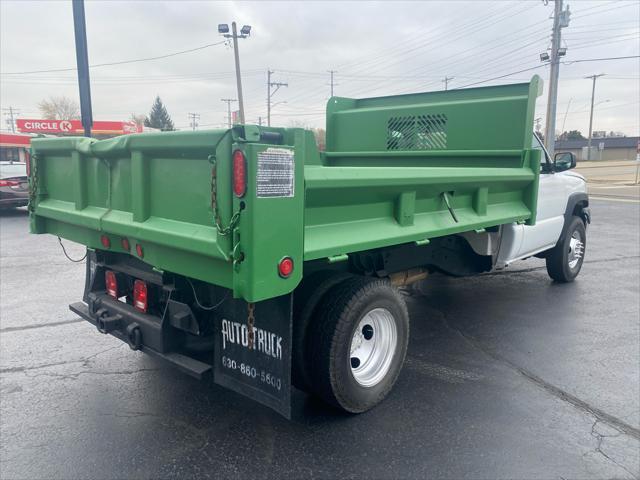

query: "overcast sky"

left=1, top=0, right=638, bottom=136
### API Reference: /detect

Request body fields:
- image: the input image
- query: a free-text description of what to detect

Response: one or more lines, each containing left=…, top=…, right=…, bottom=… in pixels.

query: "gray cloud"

left=1, top=0, right=638, bottom=135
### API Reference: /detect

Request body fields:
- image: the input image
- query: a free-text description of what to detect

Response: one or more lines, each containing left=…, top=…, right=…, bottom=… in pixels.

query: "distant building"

left=555, top=136, right=639, bottom=161
left=16, top=119, right=143, bottom=139
left=0, top=132, right=32, bottom=163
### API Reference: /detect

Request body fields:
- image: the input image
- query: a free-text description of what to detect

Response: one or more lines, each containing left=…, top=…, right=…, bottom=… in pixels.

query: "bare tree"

left=311, top=128, right=326, bottom=151
left=129, top=113, right=146, bottom=128
left=37, top=96, right=80, bottom=120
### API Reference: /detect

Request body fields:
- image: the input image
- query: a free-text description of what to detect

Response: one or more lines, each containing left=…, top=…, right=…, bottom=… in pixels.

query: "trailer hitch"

left=95, top=308, right=122, bottom=334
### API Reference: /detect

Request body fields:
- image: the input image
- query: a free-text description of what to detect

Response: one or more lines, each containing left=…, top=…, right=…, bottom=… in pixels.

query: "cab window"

left=532, top=133, right=552, bottom=173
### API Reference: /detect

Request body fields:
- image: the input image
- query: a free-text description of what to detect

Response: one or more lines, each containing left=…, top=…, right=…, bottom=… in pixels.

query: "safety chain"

left=210, top=162, right=241, bottom=236
left=247, top=302, right=255, bottom=350
left=27, top=154, right=39, bottom=213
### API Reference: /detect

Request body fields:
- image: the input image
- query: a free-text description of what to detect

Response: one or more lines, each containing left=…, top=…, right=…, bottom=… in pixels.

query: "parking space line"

left=0, top=318, right=83, bottom=334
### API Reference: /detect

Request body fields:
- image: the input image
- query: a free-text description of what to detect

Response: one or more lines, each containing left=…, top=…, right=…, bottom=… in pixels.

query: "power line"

left=1, top=40, right=227, bottom=75
left=454, top=64, right=548, bottom=89
left=561, top=55, right=640, bottom=64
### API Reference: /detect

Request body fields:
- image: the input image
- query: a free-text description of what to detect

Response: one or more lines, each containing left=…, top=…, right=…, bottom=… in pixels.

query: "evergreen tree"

left=144, top=96, right=175, bottom=131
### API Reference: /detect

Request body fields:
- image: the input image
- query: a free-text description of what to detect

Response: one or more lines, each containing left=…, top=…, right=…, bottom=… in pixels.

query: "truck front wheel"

left=308, top=277, right=409, bottom=413
left=546, top=216, right=586, bottom=282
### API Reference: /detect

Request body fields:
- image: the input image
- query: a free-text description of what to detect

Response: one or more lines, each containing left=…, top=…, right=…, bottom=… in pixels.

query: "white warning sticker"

left=256, top=148, right=295, bottom=198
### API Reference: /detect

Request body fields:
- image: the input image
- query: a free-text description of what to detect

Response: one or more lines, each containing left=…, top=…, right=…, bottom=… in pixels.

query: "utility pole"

left=221, top=98, right=237, bottom=128
left=2, top=106, right=18, bottom=132
left=585, top=74, right=605, bottom=161
left=543, top=0, right=570, bottom=157
left=328, top=70, right=337, bottom=97
left=219, top=22, right=251, bottom=124
left=258, top=116, right=263, bottom=126
left=188, top=112, right=200, bottom=131
left=561, top=97, right=573, bottom=134
left=267, top=69, right=288, bottom=127
left=442, top=76, right=454, bottom=91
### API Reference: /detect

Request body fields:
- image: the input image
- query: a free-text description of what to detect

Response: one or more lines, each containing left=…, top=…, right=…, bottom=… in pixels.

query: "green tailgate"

left=29, top=128, right=305, bottom=302
left=30, top=77, right=542, bottom=302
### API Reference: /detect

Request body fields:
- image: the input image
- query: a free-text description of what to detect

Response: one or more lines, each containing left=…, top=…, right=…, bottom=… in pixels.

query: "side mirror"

left=554, top=151, right=576, bottom=172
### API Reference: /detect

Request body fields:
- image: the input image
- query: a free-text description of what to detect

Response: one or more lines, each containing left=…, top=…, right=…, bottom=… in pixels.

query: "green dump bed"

left=29, top=77, right=543, bottom=302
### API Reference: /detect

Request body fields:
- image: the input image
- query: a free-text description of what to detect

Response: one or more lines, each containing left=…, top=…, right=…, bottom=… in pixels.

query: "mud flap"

left=213, top=293, right=293, bottom=418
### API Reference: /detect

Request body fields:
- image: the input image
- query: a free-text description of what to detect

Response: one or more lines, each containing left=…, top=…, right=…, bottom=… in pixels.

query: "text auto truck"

left=28, top=76, right=590, bottom=417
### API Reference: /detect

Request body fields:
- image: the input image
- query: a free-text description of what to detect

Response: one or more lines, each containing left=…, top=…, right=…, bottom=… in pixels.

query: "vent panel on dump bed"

left=387, top=114, right=448, bottom=150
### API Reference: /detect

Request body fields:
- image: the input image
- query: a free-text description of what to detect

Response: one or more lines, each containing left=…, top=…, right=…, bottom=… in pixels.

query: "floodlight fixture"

left=240, top=25, right=251, bottom=35
left=218, top=24, right=229, bottom=34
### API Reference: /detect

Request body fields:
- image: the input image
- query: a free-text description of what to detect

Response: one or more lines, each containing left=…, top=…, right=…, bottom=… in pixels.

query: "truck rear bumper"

left=71, top=251, right=294, bottom=418
left=69, top=300, right=212, bottom=380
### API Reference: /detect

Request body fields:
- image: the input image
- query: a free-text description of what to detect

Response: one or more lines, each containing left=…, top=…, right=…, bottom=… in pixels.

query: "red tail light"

left=100, top=235, right=111, bottom=249
left=133, top=280, right=148, bottom=313
left=121, top=237, right=130, bottom=251
left=26, top=154, right=31, bottom=176
left=0, top=180, right=19, bottom=187
left=278, top=257, right=294, bottom=278
left=105, top=270, right=118, bottom=298
left=232, top=149, right=246, bottom=197
left=135, top=243, right=144, bottom=258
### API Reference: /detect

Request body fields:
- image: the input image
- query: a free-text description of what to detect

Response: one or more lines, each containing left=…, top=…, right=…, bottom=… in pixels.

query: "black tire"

left=546, top=216, right=586, bottom=283
left=292, top=271, right=352, bottom=392
left=308, top=276, right=409, bottom=413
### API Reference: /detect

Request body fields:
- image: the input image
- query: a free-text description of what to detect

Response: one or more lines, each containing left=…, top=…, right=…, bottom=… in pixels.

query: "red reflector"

left=232, top=149, right=246, bottom=197
left=133, top=280, right=148, bottom=313
left=121, top=237, right=130, bottom=251
left=278, top=257, right=294, bottom=278
left=135, top=244, right=144, bottom=258
left=105, top=270, right=118, bottom=298
left=100, top=235, right=111, bottom=248
left=0, top=180, right=19, bottom=187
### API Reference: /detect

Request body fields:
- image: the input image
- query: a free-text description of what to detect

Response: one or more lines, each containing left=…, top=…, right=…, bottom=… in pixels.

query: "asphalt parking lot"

left=1, top=199, right=639, bottom=479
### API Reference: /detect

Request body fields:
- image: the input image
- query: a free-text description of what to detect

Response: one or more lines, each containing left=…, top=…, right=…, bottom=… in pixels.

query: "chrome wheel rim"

left=568, top=231, right=584, bottom=269
left=350, top=308, right=398, bottom=387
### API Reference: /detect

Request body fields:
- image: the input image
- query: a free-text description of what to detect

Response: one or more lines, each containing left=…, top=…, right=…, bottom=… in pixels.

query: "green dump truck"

left=28, top=76, right=590, bottom=417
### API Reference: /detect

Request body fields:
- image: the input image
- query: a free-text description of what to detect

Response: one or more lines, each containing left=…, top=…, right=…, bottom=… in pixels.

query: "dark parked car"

left=0, top=161, right=29, bottom=209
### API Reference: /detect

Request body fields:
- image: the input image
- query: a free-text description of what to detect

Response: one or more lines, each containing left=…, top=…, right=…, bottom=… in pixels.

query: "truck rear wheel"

left=292, top=270, right=352, bottom=392
left=546, top=216, right=586, bottom=283
left=308, top=277, right=409, bottom=413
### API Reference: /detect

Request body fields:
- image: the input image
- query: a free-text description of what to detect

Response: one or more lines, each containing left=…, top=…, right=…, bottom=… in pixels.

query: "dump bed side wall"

left=303, top=78, right=542, bottom=260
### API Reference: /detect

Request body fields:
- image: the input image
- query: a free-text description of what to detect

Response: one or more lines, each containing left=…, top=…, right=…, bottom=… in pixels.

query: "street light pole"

left=230, top=22, right=245, bottom=125
left=219, top=22, right=251, bottom=125
left=586, top=74, right=605, bottom=161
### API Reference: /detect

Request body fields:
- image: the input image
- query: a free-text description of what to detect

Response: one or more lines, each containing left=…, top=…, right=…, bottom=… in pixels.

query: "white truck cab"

left=469, top=133, right=590, bottom=282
